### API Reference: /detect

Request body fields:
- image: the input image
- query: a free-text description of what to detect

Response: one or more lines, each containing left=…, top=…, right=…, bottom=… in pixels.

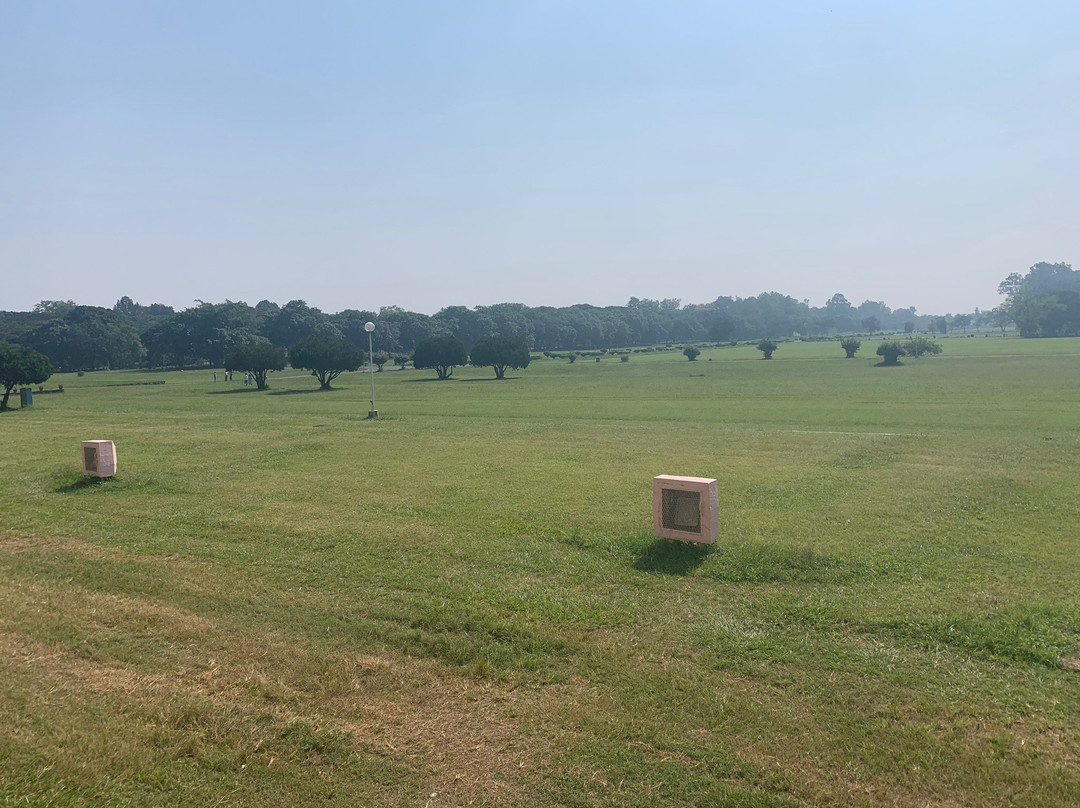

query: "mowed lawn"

left=2, top=336, right=1079, bottom=807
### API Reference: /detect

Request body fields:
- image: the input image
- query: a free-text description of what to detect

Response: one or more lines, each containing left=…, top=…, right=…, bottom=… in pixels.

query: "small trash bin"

left=19, top=388, right=33, bottom=408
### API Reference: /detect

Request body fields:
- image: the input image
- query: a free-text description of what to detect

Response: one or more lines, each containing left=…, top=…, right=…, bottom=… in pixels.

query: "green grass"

left=2, top=336, right=1079, bottom=806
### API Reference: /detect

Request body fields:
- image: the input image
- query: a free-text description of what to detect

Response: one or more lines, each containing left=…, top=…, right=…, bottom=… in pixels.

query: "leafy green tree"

left=290, top=336, right=365, bottom=390
left=683, top=346, right=701, bottom=361
left=987, top=306, right=1013, bottom=334
left=470, top=334, right=531, bottom=379
left=757, top=339, right=778, bottom=359
left=413, top=335, right=467, bottom=380
left=876, top=340, right=905, bottom=365
left=840, top=338, right=861, bottom=358
left=0, top=343, right=54, bottom=411
left=223, top=341, right=285, bottom=390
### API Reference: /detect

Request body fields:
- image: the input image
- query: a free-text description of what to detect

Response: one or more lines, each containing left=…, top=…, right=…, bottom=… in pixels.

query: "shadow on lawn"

left=633, top=539, right=713, bottom=575
left=54, top=472, right=113, bottom=494
left=268, top=388, right=339, bottom=396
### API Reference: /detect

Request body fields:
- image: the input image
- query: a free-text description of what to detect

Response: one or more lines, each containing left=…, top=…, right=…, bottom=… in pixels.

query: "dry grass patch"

left=0, top=562, right=560, bottom=807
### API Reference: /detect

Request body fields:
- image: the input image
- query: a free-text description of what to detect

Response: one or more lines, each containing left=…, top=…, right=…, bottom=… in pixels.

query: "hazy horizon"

left=3, top=283, right=1006, bottom=319
left=3, top=3, right=1077, bottom=317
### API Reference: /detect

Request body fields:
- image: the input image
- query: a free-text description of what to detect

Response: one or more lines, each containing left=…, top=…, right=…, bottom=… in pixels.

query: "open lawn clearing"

left=2, top=338, right=1079, bottom=806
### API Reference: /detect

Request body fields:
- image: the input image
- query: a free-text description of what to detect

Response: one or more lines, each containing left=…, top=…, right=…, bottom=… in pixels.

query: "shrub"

left=840, top=338, right=861, bottom=358
left=876, top=340, right=905, bottom=365
left=904, top=335, right=943, bottom=358
left=757, top=339, right=778, bottom=359
left=683, top=346, right=701, bottom=361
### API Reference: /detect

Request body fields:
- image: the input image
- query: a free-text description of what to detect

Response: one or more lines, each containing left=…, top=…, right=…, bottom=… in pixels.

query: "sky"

left=2, top=1, right=1077, bottom=317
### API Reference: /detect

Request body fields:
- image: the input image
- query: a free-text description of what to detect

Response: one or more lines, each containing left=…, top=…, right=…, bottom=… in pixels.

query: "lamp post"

left=364, top=321, right=378, bottom=418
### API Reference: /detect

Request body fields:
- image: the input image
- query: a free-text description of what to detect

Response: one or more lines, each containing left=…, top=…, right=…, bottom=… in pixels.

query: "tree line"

left=3, top=265, right=1071, bottom=372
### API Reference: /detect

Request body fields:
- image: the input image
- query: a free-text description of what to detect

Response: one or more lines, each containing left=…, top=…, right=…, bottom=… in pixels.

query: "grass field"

left=3, top=335, right=1079, bottom=807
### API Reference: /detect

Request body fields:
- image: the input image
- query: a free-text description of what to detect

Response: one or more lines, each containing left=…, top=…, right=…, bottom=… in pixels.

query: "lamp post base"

left=368, top=410, right=379, bottom=419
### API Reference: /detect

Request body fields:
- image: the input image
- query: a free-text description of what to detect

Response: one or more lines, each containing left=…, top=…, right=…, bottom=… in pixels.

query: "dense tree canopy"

left=290, top=336, right=365, bottom=390
left=996, top=262, right=1080, bottom=337
left=0, top=343, right=54, bottom=411
left=413, top=335, right=467, bottom=380
left=22, top=306, right=144, bottom=370
left=469, top=334, right=531, bottom=379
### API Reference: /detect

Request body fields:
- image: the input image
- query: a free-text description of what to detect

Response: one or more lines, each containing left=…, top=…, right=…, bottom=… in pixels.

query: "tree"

left=757, top=339, right=778, bottom=359
left=683, top=346, right=700, bottom=361
left=470, top=334, right=531, bottom=379
left=987, top=306, right=1013, bottom=335
left=840, top=338, right=861, bottom=358
left=996, top=263, right=1080, bottom=337
left=876, top=340, right=905, bottom=366
left=223, top=341, right=285, bottom=390
left=413, top=335, right=467, bottom=380
left=860, top=316, right=881, bottom=333
left=290, top=336, right=365, bottom=390
left=0, top=343, right=54, bottom=411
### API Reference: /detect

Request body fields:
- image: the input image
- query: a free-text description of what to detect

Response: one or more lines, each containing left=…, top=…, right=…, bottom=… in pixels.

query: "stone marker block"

left=653, top=475, right=719, bottom=544
left=82, top=440, right=117, bottom=478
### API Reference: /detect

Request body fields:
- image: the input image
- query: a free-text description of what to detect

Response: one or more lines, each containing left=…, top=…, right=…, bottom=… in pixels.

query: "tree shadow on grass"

left=402, top=377, right=455, bottom=383
left=457, top=377, right=513, bottom=383
left=633, top=539, right=713, bottom=576
left=268, top=387, right=338, bottom=396
left=206, top=387, right=265, bottom=395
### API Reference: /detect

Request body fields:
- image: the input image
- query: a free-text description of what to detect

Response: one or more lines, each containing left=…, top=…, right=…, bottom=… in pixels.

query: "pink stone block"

left=653, top=475, right=719, bottom=544
left=82, top=440, right=117, bottom=478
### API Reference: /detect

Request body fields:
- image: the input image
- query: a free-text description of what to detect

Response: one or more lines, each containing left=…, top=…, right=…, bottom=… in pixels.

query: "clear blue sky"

left=2, top=1, right=1077, bottom=316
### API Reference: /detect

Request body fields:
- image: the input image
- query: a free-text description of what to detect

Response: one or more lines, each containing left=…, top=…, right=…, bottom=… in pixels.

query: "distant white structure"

left=653, top=475, right=719, bottom=544
left=82, top=440, right=117, bottom=478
